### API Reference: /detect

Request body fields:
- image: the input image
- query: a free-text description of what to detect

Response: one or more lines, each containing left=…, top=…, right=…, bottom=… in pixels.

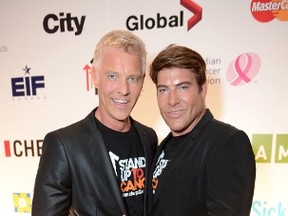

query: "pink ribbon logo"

left=226, top=53, right=261, bottom=86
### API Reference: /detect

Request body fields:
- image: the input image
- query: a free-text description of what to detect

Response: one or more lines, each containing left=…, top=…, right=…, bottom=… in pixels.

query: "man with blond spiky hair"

left=32, top=30, right=157, bottom=216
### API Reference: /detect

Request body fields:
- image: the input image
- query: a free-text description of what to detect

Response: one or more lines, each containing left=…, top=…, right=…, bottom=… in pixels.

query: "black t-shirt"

left=95, top=118, right=145, bottom=216
left=152, top=134, right=188, bottom=197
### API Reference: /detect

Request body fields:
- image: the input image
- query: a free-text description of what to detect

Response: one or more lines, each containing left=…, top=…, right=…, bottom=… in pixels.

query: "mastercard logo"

left=251, top=0, right=288, bottom=22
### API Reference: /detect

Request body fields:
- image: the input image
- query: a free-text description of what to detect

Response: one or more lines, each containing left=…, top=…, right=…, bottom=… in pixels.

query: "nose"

left=168, top=89, right=180, bottom=106
left=118, top=79, right=130, bottom=96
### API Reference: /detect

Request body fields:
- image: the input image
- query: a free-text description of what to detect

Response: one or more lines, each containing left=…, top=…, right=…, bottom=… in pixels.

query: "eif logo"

left=3, top=139, right=43, bottom=157
left=252, top=134, right=288, bottom=163
left=126, top=0, right=202, bottom=31
left=83, top=59, right=98, bottom=95
left=251, top=0, right=288, bottom=23
left=43, top=12, right=86, bottom=36
left=226, top=53, right=261, bottom=86
left=11, top=65, right=45, bottom=99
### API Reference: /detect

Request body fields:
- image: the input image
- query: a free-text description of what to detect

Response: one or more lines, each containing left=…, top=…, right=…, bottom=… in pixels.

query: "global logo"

left=126, top=0, right=202, bottom=31
left=226, top=53, right=261, bottom=86
left=251, top=0, right=288, bottom=22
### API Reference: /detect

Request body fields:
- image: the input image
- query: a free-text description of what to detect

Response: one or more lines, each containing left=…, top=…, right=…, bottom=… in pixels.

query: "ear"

left=200, top=82, right=207, bottom=99
left=91, top=66, right=99, bottom=88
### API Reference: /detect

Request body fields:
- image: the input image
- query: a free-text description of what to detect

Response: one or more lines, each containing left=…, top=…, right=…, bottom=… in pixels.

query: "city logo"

left=251, top=0, right=288, bottom=22
left=252, top=134, right=288, bottom=163
left=43, top=12, right=86, bottom=35
left=83, top=58, right=98, bottom=95
left=126, top=0, right=202, bottom=31
left=226, top=53, right=261, bottom=86
left=11, top=65, right=46, bottom=99
left=13, top=193, right=32, bottom=213
left=3, top=139, right=43, bottom=157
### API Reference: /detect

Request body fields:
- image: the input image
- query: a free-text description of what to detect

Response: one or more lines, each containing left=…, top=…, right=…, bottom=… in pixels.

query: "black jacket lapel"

left=150, top=110, right=213, bottom=212
left=132, top=120, right=157, bottom=216
left=84, top=110, right=128, bottom=215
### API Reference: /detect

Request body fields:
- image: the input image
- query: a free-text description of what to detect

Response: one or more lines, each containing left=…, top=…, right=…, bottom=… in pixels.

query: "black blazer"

left=32, top=108, right=158, bottom=216
left=147, top=109, right=256, bottom=216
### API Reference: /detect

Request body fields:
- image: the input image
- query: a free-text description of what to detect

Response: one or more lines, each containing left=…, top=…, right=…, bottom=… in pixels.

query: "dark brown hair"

left=149, top=44, right=206, bottom=90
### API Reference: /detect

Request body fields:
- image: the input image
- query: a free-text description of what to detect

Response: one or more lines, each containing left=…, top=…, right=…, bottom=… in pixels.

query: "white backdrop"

left=1, top=0, right=288, bottom=215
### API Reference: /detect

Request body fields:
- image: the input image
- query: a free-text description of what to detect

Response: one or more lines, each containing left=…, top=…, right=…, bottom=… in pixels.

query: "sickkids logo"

left=3, top=139, right=43, bottom=157
left=126, top=0, right=202, bottom=31
left=11, top=65, right=46, bottom=100
left=252, top=200, right=287, bottom=216
left=226, top=53, right=261, bottom=86
left=251, top=0, right=288, bottom=22
left=252, top=134, right=288, bottom=163
left=83, top=58, right=98, bottom=95
left=43, top=12, right=86, bottom=35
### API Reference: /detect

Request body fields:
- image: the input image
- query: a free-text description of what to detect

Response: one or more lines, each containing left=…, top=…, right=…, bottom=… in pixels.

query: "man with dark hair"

left=147, top=44, right=255, bottom=216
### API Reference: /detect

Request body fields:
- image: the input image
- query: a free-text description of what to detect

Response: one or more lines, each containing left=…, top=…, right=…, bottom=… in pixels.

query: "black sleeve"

left=206, top=130, right=256, bottom=216
left=32, top=132, right=71, bottom=215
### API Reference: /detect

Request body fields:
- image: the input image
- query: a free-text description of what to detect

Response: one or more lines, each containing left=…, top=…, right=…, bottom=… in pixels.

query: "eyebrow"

left=157, top=81, right=192, bottom=88
left=105, top=70, right=118, bottom=75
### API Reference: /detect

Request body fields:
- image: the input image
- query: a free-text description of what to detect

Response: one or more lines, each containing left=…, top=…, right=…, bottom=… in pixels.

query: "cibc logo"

left=126, top=0, right=202, bottom=31
left=226, top=53, right=261, bottom=86
left=251, top=0, right=288, bottom=22
left=11, top=65, right=46, bottom=99
left=43, top=12, right=86, bottom=35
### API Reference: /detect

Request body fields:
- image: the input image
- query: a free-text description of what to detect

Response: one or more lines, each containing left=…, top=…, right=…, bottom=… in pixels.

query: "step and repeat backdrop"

left=1, top=0, right=287, bottom=215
